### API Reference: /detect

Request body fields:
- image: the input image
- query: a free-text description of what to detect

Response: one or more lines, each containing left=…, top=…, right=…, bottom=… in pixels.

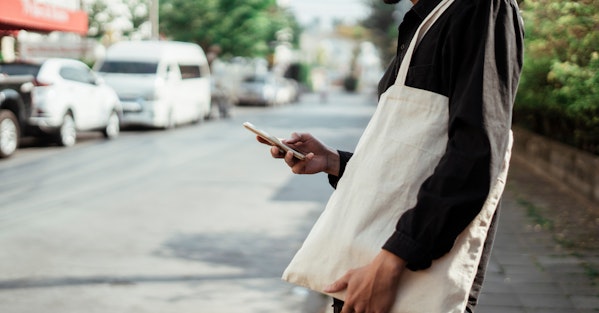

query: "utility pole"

left=150, top=0, right=159, bottom=40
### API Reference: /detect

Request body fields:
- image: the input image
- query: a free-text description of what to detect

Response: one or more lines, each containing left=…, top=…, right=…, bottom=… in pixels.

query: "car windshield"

left=243, top=76, right=267, bottom=83
left=97, top=61, right=158, bottom=74
left=0, top=63, right=41, bottom=76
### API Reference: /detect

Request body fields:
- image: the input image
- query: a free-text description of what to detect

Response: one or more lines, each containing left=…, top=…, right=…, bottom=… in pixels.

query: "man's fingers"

left=285, top=132, right=301, bottom=143
left=256, top=135, right=270, bottom=145
left=323, top=275, right=349, bottom=293
left=270, top=146, right=284, bottom=158
left=284, top=132, right=306, bottom=146
left=284, top=150, right=296, bottom=163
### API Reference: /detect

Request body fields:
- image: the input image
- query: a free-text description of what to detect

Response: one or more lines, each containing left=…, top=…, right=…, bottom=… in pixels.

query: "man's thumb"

left=323, top=277, right=349, bottom=293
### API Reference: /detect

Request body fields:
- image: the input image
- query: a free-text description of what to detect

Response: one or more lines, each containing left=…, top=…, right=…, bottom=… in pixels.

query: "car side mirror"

left=93, top=76, right=105, bottom=85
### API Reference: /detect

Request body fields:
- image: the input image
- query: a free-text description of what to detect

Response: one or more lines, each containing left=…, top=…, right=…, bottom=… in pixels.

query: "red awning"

left=0, top=30, right=20, bottom=37
left=0, top=0, right=88, bottom=35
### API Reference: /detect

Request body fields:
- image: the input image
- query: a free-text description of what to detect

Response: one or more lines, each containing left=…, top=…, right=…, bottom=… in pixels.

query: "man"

left=259, top=0, right=523, bottom=312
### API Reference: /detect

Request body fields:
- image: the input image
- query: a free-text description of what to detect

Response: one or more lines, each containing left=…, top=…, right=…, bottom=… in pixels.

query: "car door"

left=178, top=63, right=206, bottom=121
left=59, top=64, right=102, bottom=130
left=80, top=67, right=112, bottom=129
left=163, top=63, right=183, bottom=123
left=178, top=64, right=208, bottom=121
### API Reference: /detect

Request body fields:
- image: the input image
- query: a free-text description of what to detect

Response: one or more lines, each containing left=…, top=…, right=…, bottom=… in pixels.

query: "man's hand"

left=323, top=250, right=407, bottom=313
left=257, top=132, right=340, bottom=176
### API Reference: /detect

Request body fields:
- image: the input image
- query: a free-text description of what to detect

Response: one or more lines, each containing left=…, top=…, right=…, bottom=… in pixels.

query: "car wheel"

left=265, top=98, right=275, bottom=107
left=203, top=102, right=214, bottom=121
left=57, top=113, right=76, bottom=147
left=0, top=110, right=19, bottom=158
left=103, top=111, right=120, bottom=139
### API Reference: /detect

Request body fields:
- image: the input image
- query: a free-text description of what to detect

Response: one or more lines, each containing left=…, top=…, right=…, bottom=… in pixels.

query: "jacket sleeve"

left=382, top=0, right=524, bottom=271
left=328, top=150, right=353, bottom=189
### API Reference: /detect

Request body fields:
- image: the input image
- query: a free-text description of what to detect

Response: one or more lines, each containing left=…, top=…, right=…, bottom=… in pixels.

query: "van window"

left=98, top=61, right=158, bottom=74
left=0, top=63, right=41, bottom=76
left=179, top=64, right=202, bottom=79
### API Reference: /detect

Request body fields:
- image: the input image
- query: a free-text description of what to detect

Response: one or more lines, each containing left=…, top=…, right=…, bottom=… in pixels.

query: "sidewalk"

left=476, top=156, right=599, bottom=313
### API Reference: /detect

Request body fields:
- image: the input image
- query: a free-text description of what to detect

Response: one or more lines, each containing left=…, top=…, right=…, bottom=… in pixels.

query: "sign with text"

left=0, top=0, right=88, bottom=35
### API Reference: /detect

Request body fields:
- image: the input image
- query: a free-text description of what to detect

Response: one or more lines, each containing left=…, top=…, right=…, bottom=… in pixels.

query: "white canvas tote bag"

left=282, top=0, right=514, bottom=311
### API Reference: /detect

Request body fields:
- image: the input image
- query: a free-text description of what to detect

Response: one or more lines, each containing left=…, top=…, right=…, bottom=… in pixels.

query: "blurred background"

left=1, top=0, right=595, bottom=155
left=0, top=0, right=597, bottom=312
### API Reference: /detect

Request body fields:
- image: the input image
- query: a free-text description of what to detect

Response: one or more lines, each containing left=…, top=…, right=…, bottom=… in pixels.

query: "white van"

left=94, top=41, right=211, bottom=128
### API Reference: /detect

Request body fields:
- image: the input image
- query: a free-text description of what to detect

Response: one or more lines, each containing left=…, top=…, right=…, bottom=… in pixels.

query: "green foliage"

left=159, top=0, right=300, bottom=58
left=360, top=0, right=399, bottom=64
left=290, top=62, right=311, bottom=87
left=84, top=0, right=112, bottom=39
left=83, top=0, right=150, bottom=39
left=515, top=0, right=599, bottom=154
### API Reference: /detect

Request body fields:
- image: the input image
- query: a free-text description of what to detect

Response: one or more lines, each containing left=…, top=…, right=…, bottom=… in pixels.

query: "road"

left=0, top=91, right=377, bottom=313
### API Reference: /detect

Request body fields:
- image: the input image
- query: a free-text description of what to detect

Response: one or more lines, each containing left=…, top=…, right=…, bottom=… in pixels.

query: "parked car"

left=0, top=58, right=122, bottom=148
left=0, top=74, right=34, bottom=158
left=94, top=40, right=212, bottom=129
left=236, top=74, right=291, bottom=106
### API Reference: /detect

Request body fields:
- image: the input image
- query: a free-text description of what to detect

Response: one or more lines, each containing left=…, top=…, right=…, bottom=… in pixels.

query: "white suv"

left=8, top=58, right=122, bottom=146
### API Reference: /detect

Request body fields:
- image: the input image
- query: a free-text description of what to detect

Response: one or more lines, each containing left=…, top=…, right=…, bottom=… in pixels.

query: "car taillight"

left=33, top=79, right=52, bottom=87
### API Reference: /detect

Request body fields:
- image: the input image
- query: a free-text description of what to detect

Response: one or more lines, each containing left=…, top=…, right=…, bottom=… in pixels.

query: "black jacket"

left=329, top=0, right=524, bottom=271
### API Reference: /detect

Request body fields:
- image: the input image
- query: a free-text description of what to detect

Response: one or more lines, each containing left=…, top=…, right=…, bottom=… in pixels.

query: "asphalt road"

left=0, top=91, right=377, bottom=313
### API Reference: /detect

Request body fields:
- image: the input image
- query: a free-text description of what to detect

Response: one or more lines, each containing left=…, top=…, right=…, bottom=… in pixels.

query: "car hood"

left=99, top=74, right=159, bottom=100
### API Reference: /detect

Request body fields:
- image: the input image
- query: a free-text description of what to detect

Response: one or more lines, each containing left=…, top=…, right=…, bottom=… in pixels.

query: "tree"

left=360, top=0, right=401, bottom=64
left=515, top=0, right=599, bottom=154
left=159, top=0, right=300, bottom=58
left=83, top=0, right=113, bottom=39
left=125, top=0, right=151, bottom=38
left=83, top=0, right=151, bottom=40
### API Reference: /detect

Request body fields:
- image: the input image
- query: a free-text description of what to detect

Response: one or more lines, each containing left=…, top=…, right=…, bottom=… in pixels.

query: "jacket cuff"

left=328, top=150, right=353, bottom=189
left=383, top=231, right=433, bottom=271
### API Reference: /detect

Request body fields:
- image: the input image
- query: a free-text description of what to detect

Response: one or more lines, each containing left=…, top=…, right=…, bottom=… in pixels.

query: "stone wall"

left=512, top=127, right=599, bottom=205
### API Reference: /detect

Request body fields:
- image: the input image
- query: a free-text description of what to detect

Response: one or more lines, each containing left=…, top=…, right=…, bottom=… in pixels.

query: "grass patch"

left=517, top=197, right=578, bottom=248
left=583, top=263, right=599, bottom=285
left=518, top=198, right=554, bottom=230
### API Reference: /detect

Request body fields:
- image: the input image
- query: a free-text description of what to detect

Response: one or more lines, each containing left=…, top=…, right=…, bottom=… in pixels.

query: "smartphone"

left=243, top=122, right=306, bottom=160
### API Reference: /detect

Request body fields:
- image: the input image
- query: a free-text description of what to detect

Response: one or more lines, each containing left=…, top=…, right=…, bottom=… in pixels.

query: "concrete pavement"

left=475, top=156, right=599, bottom=313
